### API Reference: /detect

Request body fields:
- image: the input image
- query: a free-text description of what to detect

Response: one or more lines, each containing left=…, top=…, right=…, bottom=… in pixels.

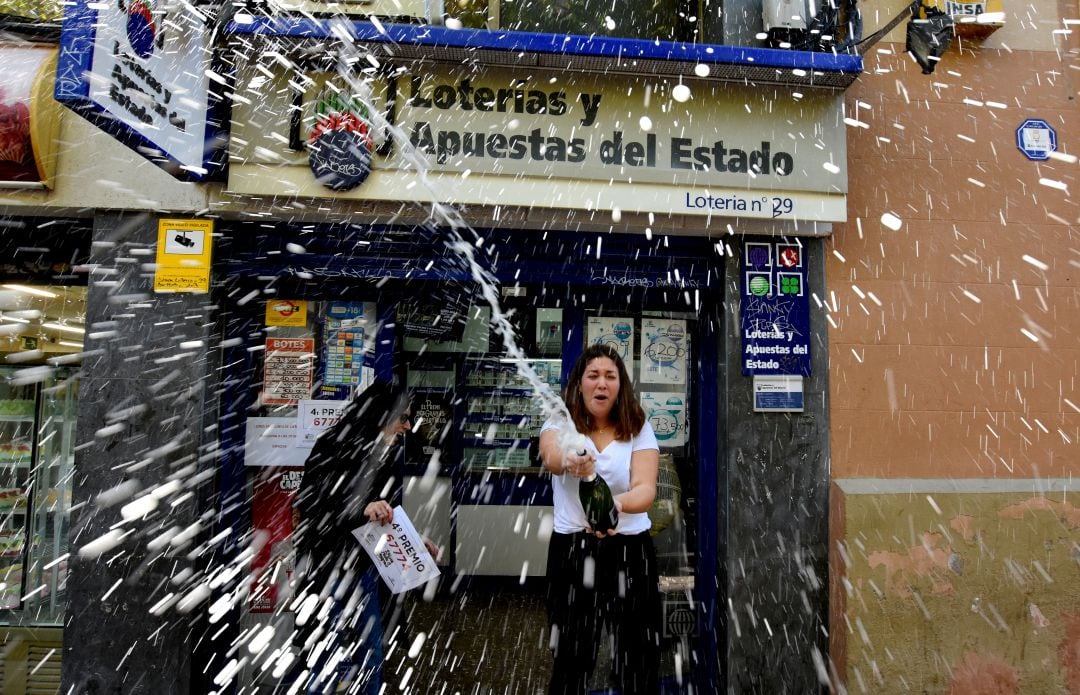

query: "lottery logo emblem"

left=308, top=89, right=375, bottom=191
left=778, top=247, right=800, bottom=268
left=126, top=0, right=157, bottom=58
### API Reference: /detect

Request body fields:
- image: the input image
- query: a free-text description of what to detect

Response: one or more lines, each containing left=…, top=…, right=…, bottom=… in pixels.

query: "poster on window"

left=405, top=392, right=453, bottom=468
left=587, top=316, right=635, bottom=364
left=323, top=302, right=368, bottom=392
left=296, top=399, right=348, bottom=449
left=263, top=338, right=314, bottom=405
left=640, top=392, right=688, bottom=447
left=640, top=319, right=688, bottom=385
left=249, top=468, right=303, bottom=612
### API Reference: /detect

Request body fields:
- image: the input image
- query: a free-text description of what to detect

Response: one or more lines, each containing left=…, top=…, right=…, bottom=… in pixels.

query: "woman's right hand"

left=563, top=450, right=596, bottom=479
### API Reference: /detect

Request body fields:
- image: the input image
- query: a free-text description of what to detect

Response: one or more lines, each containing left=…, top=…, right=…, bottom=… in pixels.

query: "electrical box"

left=763, top=0, right=816, bottom=33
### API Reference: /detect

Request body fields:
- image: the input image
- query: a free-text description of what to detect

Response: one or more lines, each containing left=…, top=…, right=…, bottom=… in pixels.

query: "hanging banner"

left=263, top=338, right=315, bottom=405
left=740, top=240, right=811, bottom=375
left=54, top=0, right=224, bottom=179
left=0, top=47, right=61, bottom=189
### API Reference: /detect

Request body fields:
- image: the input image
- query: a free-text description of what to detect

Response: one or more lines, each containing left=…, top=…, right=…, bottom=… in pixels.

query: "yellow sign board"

left=266, top=299, right=308, bottom=327
left=154, top=219, right=213, bottom=293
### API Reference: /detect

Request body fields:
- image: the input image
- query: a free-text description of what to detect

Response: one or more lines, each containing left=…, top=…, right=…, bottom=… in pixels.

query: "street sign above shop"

left=1016, top=119, right=1057, bottom=161
left=226, top=61, right=849, bottom=223
left=55, top=0, right=226, bottom=180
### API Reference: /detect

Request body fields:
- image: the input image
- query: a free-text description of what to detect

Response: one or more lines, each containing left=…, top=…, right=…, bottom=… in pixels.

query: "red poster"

left=0, top=47, right=60, bottom=188
left=263, top=337, right=314, bottom=405
left=249, top=468, right=303, bottom=613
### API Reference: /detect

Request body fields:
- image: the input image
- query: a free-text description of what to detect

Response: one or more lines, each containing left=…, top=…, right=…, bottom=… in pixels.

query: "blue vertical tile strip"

left=697, top=297, right=722, bottom=693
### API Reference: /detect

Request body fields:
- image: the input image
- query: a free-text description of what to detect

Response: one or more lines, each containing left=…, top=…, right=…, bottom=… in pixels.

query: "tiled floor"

left=382, top=580, right=553, bottom=695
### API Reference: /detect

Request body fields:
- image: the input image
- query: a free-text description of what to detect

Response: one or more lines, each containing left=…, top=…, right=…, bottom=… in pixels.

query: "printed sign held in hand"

left=352, top=506, right=440, bottom=594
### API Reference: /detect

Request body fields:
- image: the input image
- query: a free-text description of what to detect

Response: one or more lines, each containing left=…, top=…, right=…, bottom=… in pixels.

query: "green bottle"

left=578, top=451, right=618, bottom=533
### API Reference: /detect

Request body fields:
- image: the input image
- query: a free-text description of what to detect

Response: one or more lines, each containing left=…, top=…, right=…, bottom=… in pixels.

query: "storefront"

left=199, top=22, right=849, bottom=689
left=30, top=3, right=854, bottom=690
left=212, top=223, right=721, bottom=690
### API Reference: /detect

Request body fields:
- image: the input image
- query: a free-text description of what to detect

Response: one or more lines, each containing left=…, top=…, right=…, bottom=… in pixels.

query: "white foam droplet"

left=639, top=116, right=653, bottom=131
left=611, top=207, right=622, bottom=223
left=671, top=84, right=692, bottom=103
left=285, top=243, right=306, bottom=254
left=694, top=63, right=710, bottom=78
left=444, top=17, right=463, bottom=30
left=880, top=213, right=902, bottom=230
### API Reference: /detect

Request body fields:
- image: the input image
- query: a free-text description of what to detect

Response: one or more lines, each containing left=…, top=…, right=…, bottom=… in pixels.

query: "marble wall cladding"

left=62, top=212, right=214, bottom=694
left=834, top=482, right=1080, bottom=694
left=722, top=238, right=832, bottom=693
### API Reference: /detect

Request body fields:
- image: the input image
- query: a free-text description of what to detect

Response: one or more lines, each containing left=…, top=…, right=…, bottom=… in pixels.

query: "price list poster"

left=262, top=338, right=315, bottom=405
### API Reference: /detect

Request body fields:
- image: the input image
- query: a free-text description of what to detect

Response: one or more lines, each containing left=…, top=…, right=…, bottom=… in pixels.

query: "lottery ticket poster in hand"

left=640, top=392, right=688, bottom=447
left=352, top=506, right=440, bottom=594
left=586, top=316, right=635, bottom=365
left=640, top=319, right=688, bottom=385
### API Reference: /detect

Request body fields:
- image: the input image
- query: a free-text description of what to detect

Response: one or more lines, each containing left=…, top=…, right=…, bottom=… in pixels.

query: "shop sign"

left=1016, top=119, right=1056, bottom=161
left=55, top=0, right=222, bottom=179
left=265, top=299, right=308, bottom=327
left=228, top=65, right=847, bottom=221
left=0, top=47, right=61, bottom=189
left=740, top=240, right=811, bottom=375
left=753, top=375, right=805, bottom=412
left=153, top=218, right=213, bottom=293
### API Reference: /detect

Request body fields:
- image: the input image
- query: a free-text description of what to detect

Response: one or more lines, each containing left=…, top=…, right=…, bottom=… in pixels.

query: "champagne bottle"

left=577, top=449, right=618, bottom=533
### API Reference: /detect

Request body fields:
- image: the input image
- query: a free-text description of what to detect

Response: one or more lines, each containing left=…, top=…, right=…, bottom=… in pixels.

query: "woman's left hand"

left=589, top=498, right=623, bottom=539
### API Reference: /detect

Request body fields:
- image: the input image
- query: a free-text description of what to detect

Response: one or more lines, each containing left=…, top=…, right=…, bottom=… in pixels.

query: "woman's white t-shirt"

left=541, top=419, right=659, bottom=535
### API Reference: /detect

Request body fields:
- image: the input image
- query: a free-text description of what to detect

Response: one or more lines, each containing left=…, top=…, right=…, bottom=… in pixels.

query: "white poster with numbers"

left=352, top=507, right=440, bottom=594
left=640, top=319, right=688, bottom=385
left=587, top=316, right=635, bottom=364
left=641, top=392, right=688, bottom=447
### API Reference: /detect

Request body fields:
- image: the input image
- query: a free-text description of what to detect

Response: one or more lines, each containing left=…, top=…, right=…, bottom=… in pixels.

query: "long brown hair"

left=565, top=343, right=645, bottom=441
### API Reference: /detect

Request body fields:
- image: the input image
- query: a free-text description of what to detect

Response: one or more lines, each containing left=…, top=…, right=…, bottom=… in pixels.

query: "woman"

left=289, top=380, right=414, bottom=695
left=538, top=343, right=662, bottom=695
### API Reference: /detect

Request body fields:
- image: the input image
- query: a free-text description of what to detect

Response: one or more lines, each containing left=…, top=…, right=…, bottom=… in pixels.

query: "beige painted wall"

left=830, top=0, right=1080, bottom=685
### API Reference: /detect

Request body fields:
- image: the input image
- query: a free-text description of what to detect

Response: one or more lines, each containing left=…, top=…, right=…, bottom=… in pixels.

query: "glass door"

left=0, top=367, right=77, bottom=622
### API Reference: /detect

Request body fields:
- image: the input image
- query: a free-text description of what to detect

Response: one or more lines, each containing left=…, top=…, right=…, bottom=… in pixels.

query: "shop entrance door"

left=394, top=274, right=719, bottom=694
left=213, top=224, right=721, bottom=694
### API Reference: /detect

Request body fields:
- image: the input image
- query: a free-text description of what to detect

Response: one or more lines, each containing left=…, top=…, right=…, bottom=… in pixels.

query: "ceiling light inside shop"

left=1, top=284, right=58, bottom=298
left=41, top=322, right=85, bottom=335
